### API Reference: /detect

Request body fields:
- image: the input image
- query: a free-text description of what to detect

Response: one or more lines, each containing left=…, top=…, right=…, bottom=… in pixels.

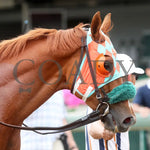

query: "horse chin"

left=101, top=113, right=116, bottom=132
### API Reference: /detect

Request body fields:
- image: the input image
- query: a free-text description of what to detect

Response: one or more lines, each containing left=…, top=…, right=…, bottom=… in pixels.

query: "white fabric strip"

left=82, top=86, right=93, bottom=102
left=73, top=79, right=82, bottom=94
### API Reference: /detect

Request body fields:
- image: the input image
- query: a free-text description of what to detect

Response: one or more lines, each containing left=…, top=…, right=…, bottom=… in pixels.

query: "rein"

left=0, top=103, right=109, bottom=134
left=0, top=37, right=110, bottom=134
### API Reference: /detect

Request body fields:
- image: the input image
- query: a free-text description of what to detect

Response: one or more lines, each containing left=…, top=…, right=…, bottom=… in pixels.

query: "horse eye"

left=104, top=61, right=113, bottom=72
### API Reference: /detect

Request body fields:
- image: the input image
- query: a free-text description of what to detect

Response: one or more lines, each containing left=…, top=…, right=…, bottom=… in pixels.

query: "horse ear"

left=91, top=11, right=102, bottom=42
left=101, top=13, right=113, bottom=35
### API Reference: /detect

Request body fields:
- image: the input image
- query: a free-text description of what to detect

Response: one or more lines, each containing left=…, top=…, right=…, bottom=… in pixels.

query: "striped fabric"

left=21, top=90, right=67, bottom=150
left=85, top=107, right=129, bottom=150
left=86, top=127, right=129, bottom=150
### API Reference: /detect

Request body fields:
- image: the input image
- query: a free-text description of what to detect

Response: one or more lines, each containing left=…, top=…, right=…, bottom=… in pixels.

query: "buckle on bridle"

left=96, top=102, right=109, bottom=116
left=96, top=94, right=102, bottom=100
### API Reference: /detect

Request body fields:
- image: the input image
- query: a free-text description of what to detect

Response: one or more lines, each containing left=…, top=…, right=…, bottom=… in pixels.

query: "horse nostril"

left=117, top=116, right=136, bottom=132
left=123, top=117, right=131, bottom=124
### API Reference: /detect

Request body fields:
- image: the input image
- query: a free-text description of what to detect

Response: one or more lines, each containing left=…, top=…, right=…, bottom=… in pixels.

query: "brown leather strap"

left=0, top=108, right=104, bottom=134
left=71, top=37, right=85, bottom=93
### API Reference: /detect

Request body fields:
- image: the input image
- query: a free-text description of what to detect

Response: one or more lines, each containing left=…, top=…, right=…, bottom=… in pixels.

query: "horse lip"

left=102, top=113, right=135, bottom=133
left=116, top=125, right=129, bottom=132
left=112, top=116, right=116, bottom=125
left=102, top=113, right=116, bottom=132
left=104, top=115, right=134, bottom=133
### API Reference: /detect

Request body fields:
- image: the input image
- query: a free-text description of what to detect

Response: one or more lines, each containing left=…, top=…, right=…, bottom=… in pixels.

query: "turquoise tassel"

left=107, top=81, right=136, bottom=104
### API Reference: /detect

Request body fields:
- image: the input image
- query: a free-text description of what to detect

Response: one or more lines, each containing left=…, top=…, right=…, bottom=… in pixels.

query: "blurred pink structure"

left=63, top=89, right=85, bottom=108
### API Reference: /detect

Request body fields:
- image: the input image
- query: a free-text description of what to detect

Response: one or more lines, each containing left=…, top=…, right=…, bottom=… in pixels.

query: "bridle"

left=0, top=36, right=110, bottom=134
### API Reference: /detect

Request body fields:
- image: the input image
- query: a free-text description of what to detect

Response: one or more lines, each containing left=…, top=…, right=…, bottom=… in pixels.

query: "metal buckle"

left=96, top=102, right=109, bottom=116
left=96, top=94, right=102, bottom=100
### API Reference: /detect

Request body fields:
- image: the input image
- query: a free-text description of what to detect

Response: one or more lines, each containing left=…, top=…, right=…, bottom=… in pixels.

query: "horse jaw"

left=102, top=100, right=136, bottom=132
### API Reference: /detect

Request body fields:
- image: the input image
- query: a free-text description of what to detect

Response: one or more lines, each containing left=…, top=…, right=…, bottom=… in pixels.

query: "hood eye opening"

left=96, top=54, right=114, bottom=77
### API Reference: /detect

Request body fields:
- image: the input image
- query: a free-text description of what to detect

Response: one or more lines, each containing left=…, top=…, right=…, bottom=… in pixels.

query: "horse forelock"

left=0, top=24, right=87, bottom=61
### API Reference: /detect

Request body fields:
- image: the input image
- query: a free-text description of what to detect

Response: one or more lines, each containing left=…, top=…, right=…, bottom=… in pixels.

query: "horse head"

left=0, top=11, right=144, bottom=150
left=70, top=11, right=143, bottom=132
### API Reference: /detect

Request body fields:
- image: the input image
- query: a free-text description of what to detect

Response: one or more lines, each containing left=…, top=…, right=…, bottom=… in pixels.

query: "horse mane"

left=47, top=23, right=87, bottom=57
left=0, top=24, right=87, bottom=60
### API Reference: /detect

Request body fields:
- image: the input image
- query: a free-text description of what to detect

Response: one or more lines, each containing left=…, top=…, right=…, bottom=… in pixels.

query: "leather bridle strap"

left=84, top=39, right=102, bottom=100
left=0, top=102, right=109, bottom=134
left=85, top=39, right=109, bottom=102
left=71, top=37, right=109, bottom=102
left=85, top=41, right=110, bottom=102
left=71, top=37, right=85, bottom=93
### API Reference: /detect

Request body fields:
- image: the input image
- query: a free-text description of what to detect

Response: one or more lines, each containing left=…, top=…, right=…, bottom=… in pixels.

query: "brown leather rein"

left=0, top=37, right=110, bottom=134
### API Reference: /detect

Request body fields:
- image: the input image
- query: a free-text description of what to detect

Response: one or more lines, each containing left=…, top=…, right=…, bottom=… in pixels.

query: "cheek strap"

left=107, top=81, right=136, bottom=104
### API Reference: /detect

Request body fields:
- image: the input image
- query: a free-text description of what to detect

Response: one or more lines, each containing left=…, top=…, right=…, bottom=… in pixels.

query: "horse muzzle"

left=116, top=115, right=136, bottom=132
left=101, top=112, right=136, bottom=133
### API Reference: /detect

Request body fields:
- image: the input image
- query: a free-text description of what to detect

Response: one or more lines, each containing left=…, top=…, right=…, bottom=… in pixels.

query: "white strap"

left=73, top=79, right=82, bottom=94
left=82, top=86, right=93, bottom=102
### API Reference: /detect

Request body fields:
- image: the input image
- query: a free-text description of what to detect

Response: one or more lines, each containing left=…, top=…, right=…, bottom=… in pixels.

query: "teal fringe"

left=107, top=81, right=136, bottom=104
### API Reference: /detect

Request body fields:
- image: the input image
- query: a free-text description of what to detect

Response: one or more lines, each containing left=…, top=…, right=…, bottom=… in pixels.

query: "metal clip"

left=102, top=102, right=109, bottom=116
left=96, top=102, right=109, bottom=117
left=96, top=94, right=102, bottom=100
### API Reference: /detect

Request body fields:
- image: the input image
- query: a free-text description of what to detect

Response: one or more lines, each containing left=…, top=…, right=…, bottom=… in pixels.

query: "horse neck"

left=0, top=41, right=57, bottom=119
left=64, top=49, right=82, bottom=90
left=19, top=47, right=82, bottom=120
left=0, top=39, right=81, bottom=150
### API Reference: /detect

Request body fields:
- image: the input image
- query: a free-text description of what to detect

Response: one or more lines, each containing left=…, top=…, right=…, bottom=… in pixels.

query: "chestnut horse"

left=0, top=11, right=136, bottom=150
